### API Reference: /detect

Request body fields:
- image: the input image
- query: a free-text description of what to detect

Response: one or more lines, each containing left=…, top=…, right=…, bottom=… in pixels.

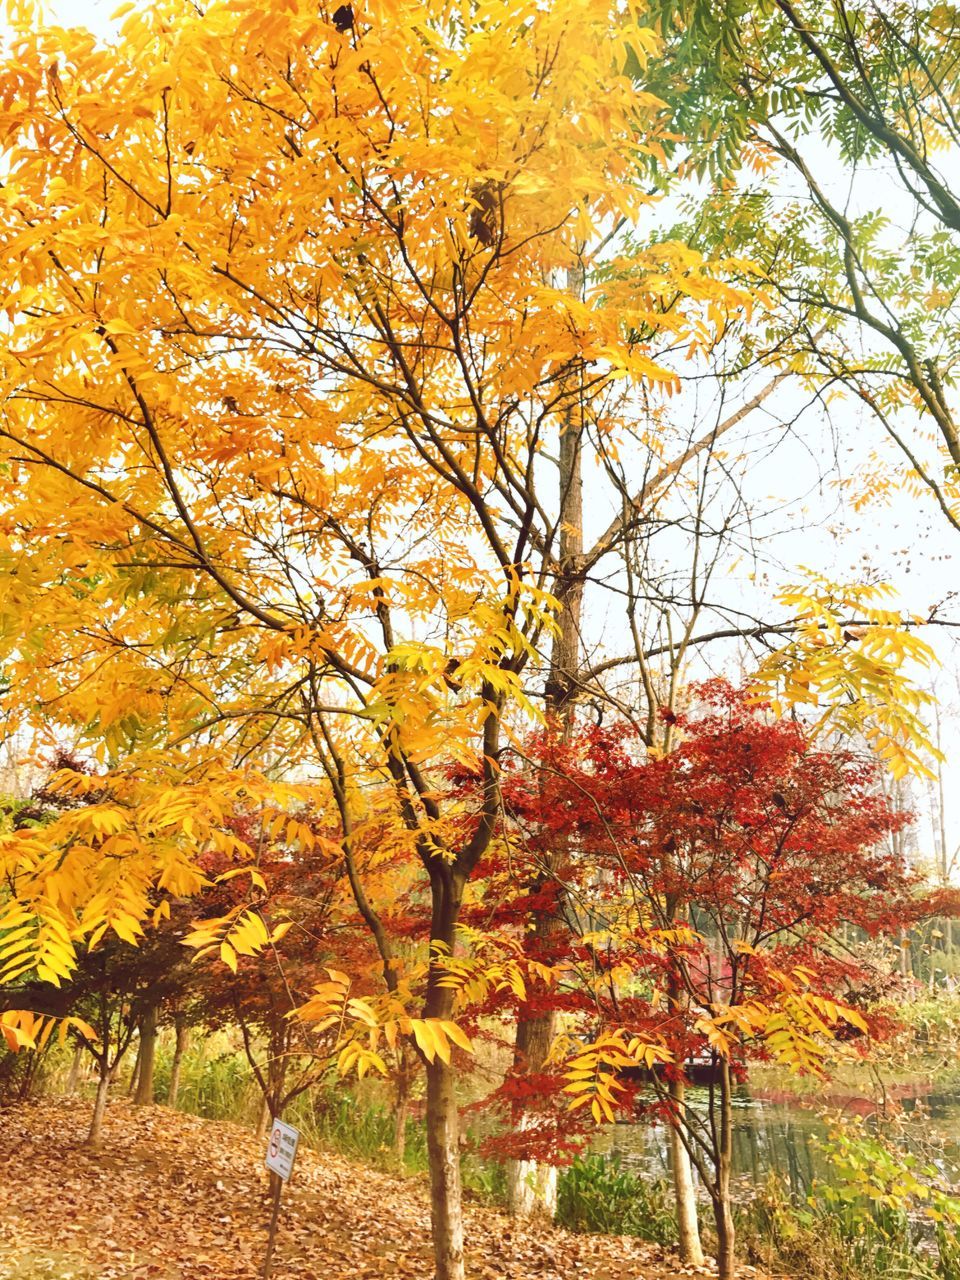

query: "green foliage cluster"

left=739, top=1120, right=960, bottom=1280
left=153, top=1039, right=259, bottom=1124
left=288, top=1088, right=425, bottom=1170
left=906, top=997, right=960, bottom=1051
left=555, top=1154, right=679, bottom=1244
left=813, top=1120, right=960, bottom=1280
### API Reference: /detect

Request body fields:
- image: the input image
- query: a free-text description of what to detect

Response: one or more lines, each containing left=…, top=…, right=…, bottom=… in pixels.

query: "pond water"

left=593, top=1076, right=960, bottom=1197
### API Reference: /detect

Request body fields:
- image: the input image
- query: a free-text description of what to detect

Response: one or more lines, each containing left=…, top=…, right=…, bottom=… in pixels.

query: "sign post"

left=262, top=1118, right=299, bottom=1279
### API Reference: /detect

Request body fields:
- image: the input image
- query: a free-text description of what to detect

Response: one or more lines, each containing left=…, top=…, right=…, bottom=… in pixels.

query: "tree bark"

left=17, top=1044, right=46, bottom=1101
left=425, top=1056, right=464, bottom=1280
left=712, top=1059, right=736, bottom=1280
left=507, top=267, right=583, bottom=1217
left=421, top=865, right=468, bottom=1280
left=669, top=1078, right=705, bottom=1268
left=665, top=965, right=705, bottom=1263
left=505, top=1013, right=559, bottom=1216
left=66, top=1041, right=84, bottom=1095
left=126, top=1040, right=142, bottom=1098
left=88, top=1061, right=110, bottom=1147
left=166, top=1016, right=189, bottom=1109
left=256, top=1097, right=271, bottom=1142
left=714, top=1196, right=736, bottom=1280
left=393, top=1055, right=410, bottom=1172
left=133, top=1002, right=158, bottom=1105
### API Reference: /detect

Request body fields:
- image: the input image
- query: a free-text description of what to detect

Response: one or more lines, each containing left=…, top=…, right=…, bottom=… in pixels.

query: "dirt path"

left=0, top=1098, right=752, bottom=1280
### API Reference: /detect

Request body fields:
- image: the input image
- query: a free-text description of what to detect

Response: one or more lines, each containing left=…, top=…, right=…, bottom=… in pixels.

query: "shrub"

left=556, top=1154, right=677, bottom=1244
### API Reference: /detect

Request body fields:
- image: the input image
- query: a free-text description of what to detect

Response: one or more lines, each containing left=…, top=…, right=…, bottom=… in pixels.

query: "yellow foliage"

left=295, top=968, right=473, bottom=1072
left=562, top=1029, right=671, bottom=1123
left=751, top=574, right=940, bottom=779
left=0, top=0, right=754, bottom=990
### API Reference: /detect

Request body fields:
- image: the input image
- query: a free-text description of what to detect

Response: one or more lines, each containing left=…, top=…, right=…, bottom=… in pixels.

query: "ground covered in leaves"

left=0, top=1098, right=755, bottom=1280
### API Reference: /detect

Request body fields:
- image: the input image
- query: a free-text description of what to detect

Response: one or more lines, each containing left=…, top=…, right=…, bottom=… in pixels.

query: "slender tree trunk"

left=134, top=1002, right=158, bottom=1105
left=167, top=1017, right=188, bottom=1109
left=425, top=1056, right=464, bottom=1280
left=255, top=1097, right=271, bottom=1142
left=669, top=1078, right=705, bottom=1268
left=714, top=1195, right=736, bottom=1280
left=712, top=1060, right=736, bottom=1280
left=664, top=960, right=705, bottom=1262
left=66, top=1041, right=84, bottom=1095
left=126, top=1040, right=142, bottom=1097
left=394, top=1055, right=410, bottom=1172
left=88, top=1060, right=110, bottom=1147
left=18, top=1046, right=45, bottom=1101
left=421, top=868, right=468, bottom=1280
left=266, top=1031, right=288, bottom=1129
left=507, top=268, right=583, bottom=1217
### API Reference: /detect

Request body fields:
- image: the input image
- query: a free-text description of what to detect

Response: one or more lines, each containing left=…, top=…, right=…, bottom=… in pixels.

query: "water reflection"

left=593, top=1082, right=960, bottom=1196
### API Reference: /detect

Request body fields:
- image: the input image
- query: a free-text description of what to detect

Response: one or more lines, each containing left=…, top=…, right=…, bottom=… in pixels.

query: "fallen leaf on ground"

left=0, top=1099, right=749, bottom=1279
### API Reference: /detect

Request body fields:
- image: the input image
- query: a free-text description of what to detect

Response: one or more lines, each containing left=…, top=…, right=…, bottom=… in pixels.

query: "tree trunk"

left=266, top=1028, right=288, bottom=1128
left=507, top=269, right=583, bottom=1217
left=422, top=867, right=468, bottom=1280
left=126, top=1040, right=142, bottom=1097
left=256, top=1097, right=271, bottom=1142
left=669, top=1078, right=705, bottom=1268
left=714, top=1196, right=736, bottom=1280
left=664, top=966, right=705, bottom=1264
left=66, top=1041, right=84, bottom=1095
left=134, top=1002, right=158, bottom=1105
left=505, top=1002, right=560, bottom=1217
left=712, top=1060, right=736, bottom=1280
left=394, top=1055, right=410, bottom=1172
left=17, top=1044, right=46, bottom=1101
left=166, top=1017, right=188, bottom=1109
left=88, top=1062, right=110, bottom=1147
left=425, top=1056, right=464, bottom=1280
left=506, top=1130, right=558, bottom=1218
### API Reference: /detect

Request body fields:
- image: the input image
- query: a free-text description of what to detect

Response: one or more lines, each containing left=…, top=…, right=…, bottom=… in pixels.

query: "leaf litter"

left=0, top=1098, right=761, bottom=1279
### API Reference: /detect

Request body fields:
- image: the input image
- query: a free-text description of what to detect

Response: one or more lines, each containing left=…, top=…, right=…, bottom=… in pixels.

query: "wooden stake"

left=262, top=1174, right=283, bottom=1279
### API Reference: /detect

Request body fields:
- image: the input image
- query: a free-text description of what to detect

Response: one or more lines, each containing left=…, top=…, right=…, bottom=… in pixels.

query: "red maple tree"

left=468, top=683, right=956, bottom=1277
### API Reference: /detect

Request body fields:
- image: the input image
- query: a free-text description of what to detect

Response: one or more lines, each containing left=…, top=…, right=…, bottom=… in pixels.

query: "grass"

left=555, top=1154, right=678, bottom=1245
left=152, top=1032, right=261, bottom=1124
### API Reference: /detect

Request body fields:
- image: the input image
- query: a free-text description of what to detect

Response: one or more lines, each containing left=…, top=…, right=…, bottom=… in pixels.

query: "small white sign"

left=264, top=1118, right=299, bottom=1182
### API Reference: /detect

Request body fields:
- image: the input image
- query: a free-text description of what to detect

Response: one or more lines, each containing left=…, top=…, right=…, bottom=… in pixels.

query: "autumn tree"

left=645, top=0, right=960, bottom=530
left=4, top=935, right=178, bottom=1144
left=0, top=2, right=754, bottom=1272
left=523, top=684, right=955, bottom=1278
left=499, top=0, right=960, bottom=1206
left=188, top=815, right=362, bottom=1137
left=0, top=2, right=950, bottom=1275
